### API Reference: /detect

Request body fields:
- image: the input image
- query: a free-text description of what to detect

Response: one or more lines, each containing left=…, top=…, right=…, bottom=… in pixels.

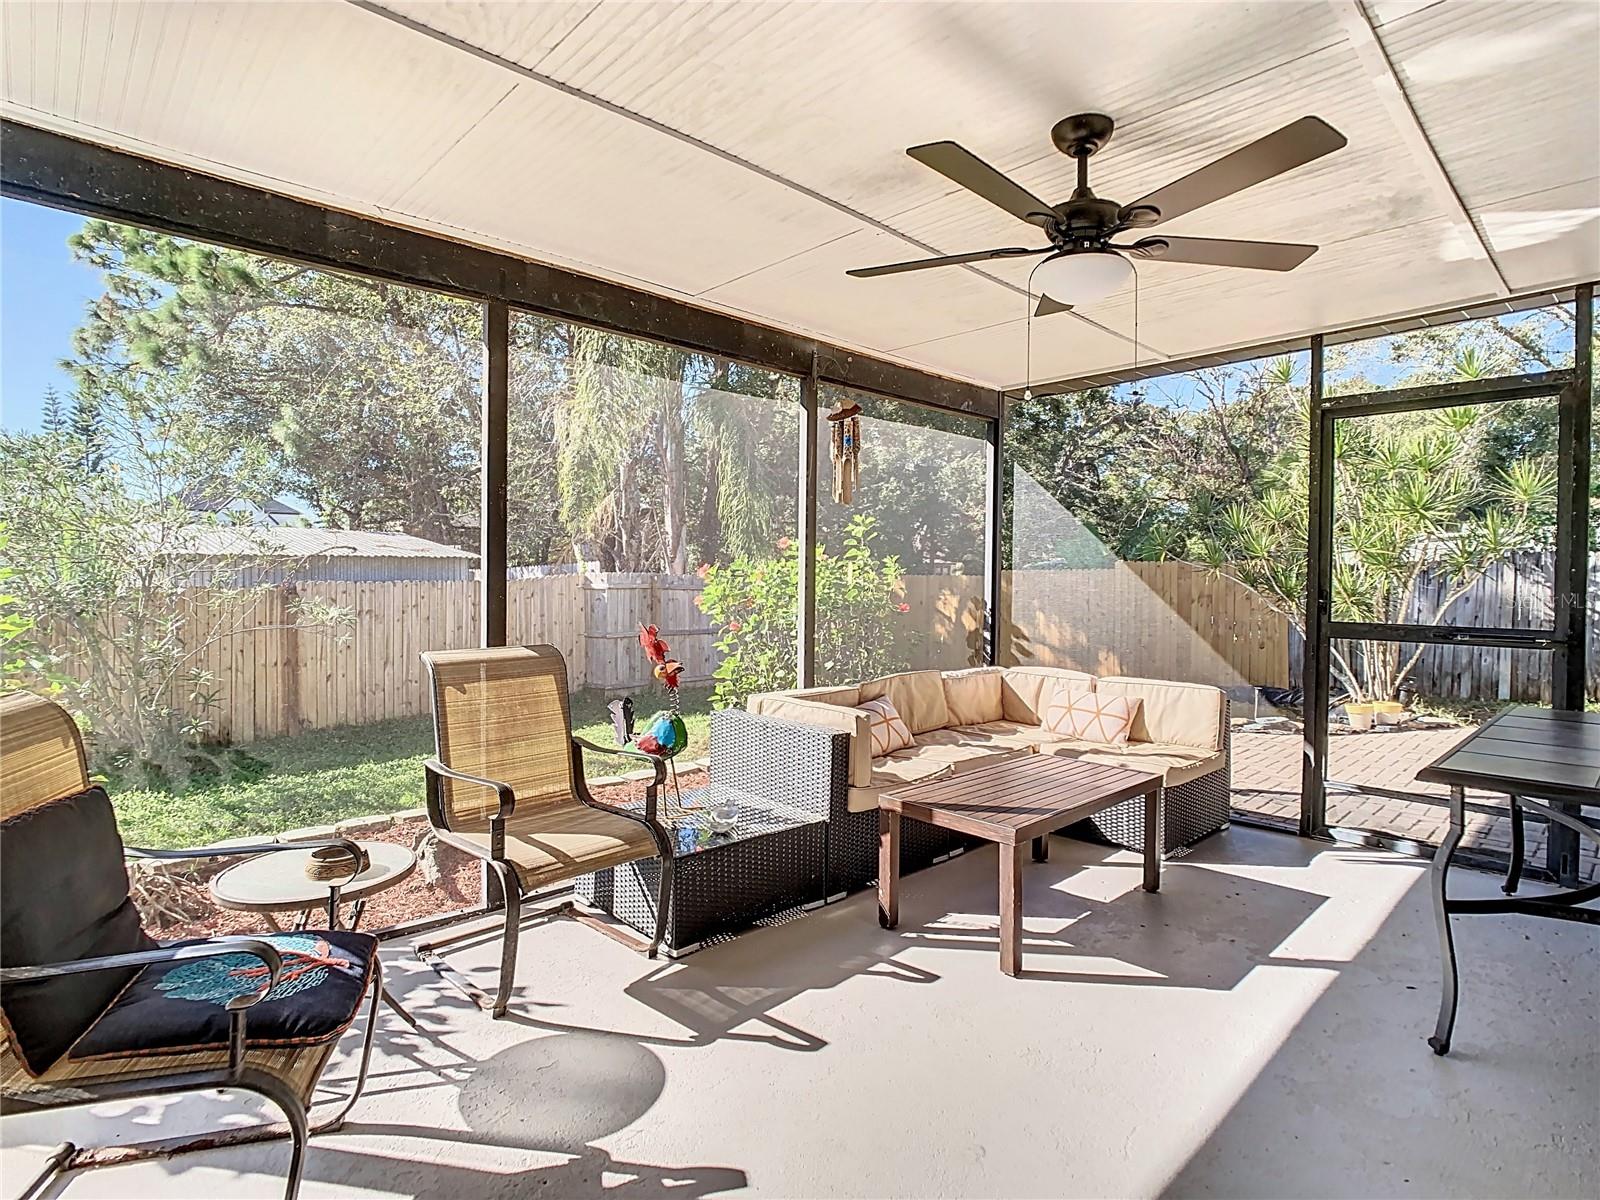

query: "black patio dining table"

left=1415, top=705, right=1600, bottom=1055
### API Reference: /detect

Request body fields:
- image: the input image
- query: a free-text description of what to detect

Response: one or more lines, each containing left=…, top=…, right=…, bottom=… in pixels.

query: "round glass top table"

left=210, top=840, right=416, bottom=933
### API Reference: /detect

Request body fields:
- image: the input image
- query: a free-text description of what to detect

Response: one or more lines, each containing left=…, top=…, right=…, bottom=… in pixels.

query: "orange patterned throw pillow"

left=857, top=697, right=914, bottom=756
left=1041, top=688, right=1140, bottom=745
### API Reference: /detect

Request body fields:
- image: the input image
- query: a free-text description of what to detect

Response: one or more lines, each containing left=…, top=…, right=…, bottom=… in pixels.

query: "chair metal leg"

left=13, top=1141, right=74, bottom=1200
left=314, top=976, right=383, bottom=1130
left=1503, top=795, right=1525, bottom=895
left=492, top=862, right=522, bottom=1019
left=648, top=853, right=675, bottom=960
left=235, top=1067, right=311, bottom=1200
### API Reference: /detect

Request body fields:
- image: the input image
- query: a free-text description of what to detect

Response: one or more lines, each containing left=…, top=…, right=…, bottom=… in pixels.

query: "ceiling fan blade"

left=907, top=141, right=1057, bottom=227
left=1120, top=235, right=1318, bottom=271
left=1123, top=117, right=1346, bottom=225
left=846, top=246, right=1049, bottom=278
left=1035, top=294, right=1074, bottom=317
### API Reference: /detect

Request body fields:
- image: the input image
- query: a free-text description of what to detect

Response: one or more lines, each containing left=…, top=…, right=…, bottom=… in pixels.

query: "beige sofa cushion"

left=1039, top=739, right=1224, bottom=788
left=947, top=720, right=1064, bottom=753
left=844, top=735, right=1029, bottom=813
left=858, top=670, right=950, bottom=735
left=1000, top=666, right=1097, bottom=724
left=746, top=693, right=872, bottom=788
left=1097, top=677, right=1225, bottom=752
left=942, top=667, right=1004, bottom=726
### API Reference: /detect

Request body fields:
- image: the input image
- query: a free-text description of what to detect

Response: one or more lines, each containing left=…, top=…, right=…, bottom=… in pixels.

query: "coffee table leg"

left=1000, top=842, right=1024, bottom=976
left=1032, top=835, right=1048, bottom=863
left=1143, top=785, right=1162, bottom=893
left=878, top=809, right=900, bottom=929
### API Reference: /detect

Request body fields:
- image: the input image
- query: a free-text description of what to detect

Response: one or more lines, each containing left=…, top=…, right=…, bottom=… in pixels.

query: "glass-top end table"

left=576, top=783, right=828, bottom=955
left=209, top=839, right=416, bottom=932
left=659, top=784, right=823, bottom=856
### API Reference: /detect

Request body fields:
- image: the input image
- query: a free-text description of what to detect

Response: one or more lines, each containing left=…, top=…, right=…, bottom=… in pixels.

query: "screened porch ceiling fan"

left=847, top=113, right=1347, bottom=314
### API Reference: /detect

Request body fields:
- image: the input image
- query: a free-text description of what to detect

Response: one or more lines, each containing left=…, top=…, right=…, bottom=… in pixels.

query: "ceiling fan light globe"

left=1033, top=250, right=1133, bottom=306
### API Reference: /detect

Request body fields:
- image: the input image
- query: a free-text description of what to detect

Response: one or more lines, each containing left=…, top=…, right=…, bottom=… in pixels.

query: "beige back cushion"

left=857, top=670, right=950, bottom=734
left=1000, top=667, right=1097, bottom=724
left=942, top=667, right=1004, bottom=726
left=1097, top=677, right=1225, bottom=751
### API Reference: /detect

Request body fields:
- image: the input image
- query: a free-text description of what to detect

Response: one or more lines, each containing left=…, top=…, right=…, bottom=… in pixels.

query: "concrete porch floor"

left=4, top=826, right=1596, bottom=1199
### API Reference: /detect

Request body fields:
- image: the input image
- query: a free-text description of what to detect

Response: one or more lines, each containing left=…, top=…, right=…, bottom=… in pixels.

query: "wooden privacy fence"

left=1004, top=562, right=1293, bottom=689
left=48, top=556, right=1597, bottom=745
left=1374, top=551, right=1600, bottom=705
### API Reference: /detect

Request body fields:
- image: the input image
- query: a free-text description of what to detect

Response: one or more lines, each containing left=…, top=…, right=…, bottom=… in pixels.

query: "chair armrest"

left=571, top=738, right=672, bottom=857
left=126, top=838, right=367, bottom=888
left=0, top=938, right=285, bottom=1014
left=572, top=735, right=668, bottom=771
left=424, top=759, right=517, bottom=824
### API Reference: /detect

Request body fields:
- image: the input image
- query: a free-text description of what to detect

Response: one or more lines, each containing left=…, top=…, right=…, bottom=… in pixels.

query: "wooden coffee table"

left=877, top=754, right=1164, bottom=976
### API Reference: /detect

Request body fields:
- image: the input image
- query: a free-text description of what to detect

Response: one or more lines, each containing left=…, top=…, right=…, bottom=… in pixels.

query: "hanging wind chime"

left=828, top=396, right=863, bottom=504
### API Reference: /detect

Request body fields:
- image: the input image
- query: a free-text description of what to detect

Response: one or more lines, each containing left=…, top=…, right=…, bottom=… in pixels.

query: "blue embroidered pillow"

left=69, top=930, right=376, bottom=1061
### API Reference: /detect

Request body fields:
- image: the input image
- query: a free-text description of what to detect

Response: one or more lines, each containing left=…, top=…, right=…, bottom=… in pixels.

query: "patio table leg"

left=1429, top=785, right=1465, bottom=1055
left=878, top=809, right=900, bottom=929
left=1000, top=841, right=1024, bottom=976
left=1142, top=785, right=1163, bottom=893
left=1503, top=795, right=1525, bottom=895
left=1032, top=836, right=1048, bottom=863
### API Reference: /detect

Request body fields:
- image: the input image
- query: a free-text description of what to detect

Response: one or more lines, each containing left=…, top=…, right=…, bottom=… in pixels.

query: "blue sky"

left=1, top=198, right=102, bottom=432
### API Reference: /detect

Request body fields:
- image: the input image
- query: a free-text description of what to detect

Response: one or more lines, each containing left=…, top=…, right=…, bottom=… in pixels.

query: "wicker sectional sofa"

left=744, top=665, right=1231, bottom=898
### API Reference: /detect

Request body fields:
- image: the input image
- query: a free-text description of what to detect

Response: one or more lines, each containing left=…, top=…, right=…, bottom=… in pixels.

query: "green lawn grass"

left=107, top=686, right=715, bottom=849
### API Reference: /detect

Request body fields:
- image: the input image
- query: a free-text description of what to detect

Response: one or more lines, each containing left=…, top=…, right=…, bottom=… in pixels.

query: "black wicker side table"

left=576, top=783, right=827, bottom=956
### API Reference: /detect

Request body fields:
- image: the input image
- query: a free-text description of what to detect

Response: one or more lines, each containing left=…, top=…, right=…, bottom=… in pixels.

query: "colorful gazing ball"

left=636, top=710, right=687, bottom=759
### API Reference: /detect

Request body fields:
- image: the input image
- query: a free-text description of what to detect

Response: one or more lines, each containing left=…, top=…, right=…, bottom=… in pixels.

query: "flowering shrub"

left=699, top=514, right=909, bottom=708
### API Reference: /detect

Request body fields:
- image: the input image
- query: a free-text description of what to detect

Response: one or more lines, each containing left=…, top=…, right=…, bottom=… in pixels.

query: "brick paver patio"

left=1229, top=721, right=1599, bottom=883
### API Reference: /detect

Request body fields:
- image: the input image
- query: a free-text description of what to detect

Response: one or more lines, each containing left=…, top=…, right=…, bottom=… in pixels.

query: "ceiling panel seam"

left=382, top=83, right=521, bottom=213
left=693, top=230, right=861, bottom=297
left=342, top=0, right=1162, bottom=355
left=1330, top=0, right=1510, bottom=296
left=532, top=1, right=606, bottom=71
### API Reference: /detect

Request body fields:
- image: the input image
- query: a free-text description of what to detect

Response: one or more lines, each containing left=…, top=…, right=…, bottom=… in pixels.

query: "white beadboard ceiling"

left=3, top=0, right=1595, bottom=391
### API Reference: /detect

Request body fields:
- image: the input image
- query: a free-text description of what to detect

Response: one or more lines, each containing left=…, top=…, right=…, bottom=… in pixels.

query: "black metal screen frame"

left=1302, top=284, right=1593, bottom=883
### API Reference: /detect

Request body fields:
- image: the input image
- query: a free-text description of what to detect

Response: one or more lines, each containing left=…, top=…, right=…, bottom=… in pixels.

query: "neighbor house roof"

left=173, top=526, right=476, bottom=560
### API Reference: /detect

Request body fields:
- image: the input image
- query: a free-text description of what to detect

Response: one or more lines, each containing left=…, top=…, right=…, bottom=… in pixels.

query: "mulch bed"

left=137, top=767, right=707, bottom=941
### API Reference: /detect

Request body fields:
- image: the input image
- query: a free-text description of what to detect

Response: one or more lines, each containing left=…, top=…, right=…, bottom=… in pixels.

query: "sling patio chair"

left=0, top=692, right=383, bottom=1200
left=417, top=644, right=675, bottom=1018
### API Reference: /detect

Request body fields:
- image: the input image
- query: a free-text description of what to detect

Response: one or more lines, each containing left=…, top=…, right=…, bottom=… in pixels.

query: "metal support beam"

left=1302, top=335, right=1330, bottom=837
left=1320, top=370, right=1569, bottom=417
left=796, top=359, right=820, bottom=688
left=0, top=119, right=996, bottom=420
left=983, top=397, right=1006, bottom=666
left=1329, top=0, right=1509, bottom=298
left=1554, top=283, right=1592, bottom=711
left=1548, top=283, right=1592, bottom=887
left=481, top=301, right=509, bottom=648
left=1326, top=622, right=1559, bottom=651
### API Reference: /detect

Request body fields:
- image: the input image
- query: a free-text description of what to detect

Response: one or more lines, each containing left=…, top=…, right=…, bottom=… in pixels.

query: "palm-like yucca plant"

left=1194, top=401, right=1557, bottom=703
